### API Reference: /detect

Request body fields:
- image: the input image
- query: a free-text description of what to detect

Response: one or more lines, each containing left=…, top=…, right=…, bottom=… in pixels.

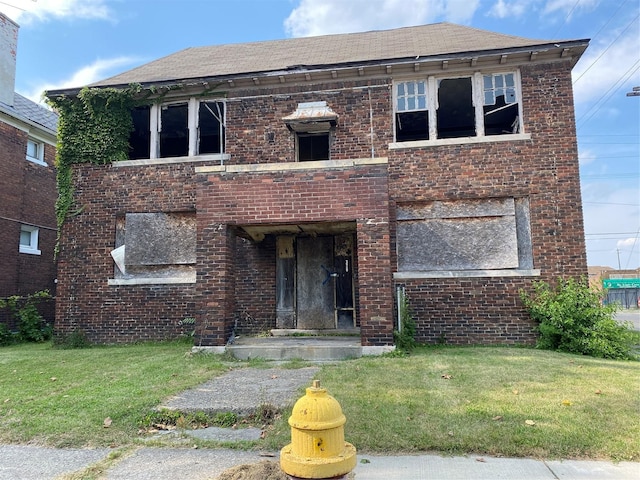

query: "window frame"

left=392, top=70, right=524, bottom=144
left=130, top=98, right=226, bottom=160
left=26, top=137, right=46, bottom=165
left=19, top=225, right=41, bottom=255
left=296, top=131, right=331, bottom=162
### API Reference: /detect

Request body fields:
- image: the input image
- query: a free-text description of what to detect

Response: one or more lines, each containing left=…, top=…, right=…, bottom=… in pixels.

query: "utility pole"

left=617, top=249, right=621, bottom=270
left=627, top=86, right=640, bottom=97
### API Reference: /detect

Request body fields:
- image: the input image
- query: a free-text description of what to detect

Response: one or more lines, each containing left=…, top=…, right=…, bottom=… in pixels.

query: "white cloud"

left=1, top=0, right=111, bottom=24
left=284, top=0, right=480, bottom=38
left=542, top=0, right=599, bottom=17
left=20, top=56, right=141, bottom=103
left=487, top=0, right=532, bottom=19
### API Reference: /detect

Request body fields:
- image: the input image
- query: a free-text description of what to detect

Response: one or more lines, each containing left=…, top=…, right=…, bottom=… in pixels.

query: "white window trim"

left=19, top=225, right=41, bottom=255
left=392, top=69, right=524, bottom=145
left=148, top=98, right=225, bottom=160
left=26, top=137, right=47, bottom=166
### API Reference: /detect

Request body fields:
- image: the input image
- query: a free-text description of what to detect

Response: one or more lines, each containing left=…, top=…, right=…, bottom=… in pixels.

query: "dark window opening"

left=298, top=133, right=329, bottom=161
left=436, top=77, right=475, bottom=139
left=198, top=101, right=225, bottom=154
left=129, top=106, right=151, bottom=160
left=160, top=103, right=189, bottom=157
left=484, top=97, right=519, bottom=135
left=396, top=111, right=429, bottom=142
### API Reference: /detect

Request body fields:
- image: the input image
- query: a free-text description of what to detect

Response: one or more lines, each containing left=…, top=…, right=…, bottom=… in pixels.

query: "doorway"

left=276, top=233, right=355, bottom=330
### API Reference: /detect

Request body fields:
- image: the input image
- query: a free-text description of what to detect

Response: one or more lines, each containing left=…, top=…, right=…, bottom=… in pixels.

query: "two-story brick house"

left=0, top=14, right=58, bottom=323
left=47, top=23, right=588, bottom=352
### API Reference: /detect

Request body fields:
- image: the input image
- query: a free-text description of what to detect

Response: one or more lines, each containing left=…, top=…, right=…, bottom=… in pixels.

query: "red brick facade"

left=53, top=54, right=587, bottom=347
left=0, top=121, right=57, bottom=298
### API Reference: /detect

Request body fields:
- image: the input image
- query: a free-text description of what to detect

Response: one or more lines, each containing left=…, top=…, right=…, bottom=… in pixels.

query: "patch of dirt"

left=215, top=460, right=287, bottom=480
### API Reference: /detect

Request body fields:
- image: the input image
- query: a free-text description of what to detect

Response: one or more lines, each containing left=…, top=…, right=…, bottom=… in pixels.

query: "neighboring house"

left=0, top=14, right=58, bottom=319
left=47, top=23, right=589, bottom=351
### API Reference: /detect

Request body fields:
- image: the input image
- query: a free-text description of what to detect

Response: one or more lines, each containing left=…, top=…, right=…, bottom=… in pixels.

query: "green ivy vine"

left=46, top=85, right=142, bottom=254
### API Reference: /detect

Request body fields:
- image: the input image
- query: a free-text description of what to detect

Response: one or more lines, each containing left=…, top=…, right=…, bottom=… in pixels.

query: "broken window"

left=393, top=71, right=522, bottom=142
left=160, top=103, right=189, bottom=158
left=483, top=73, right=519, bottom=135
left=297, top=133, right=330, bottom=161
left=395, top=81, right=429, bottom=141
left=129, top=106, right=151, bottom=160
left=396, top=197, right=533, bottom=272
left=198, top=101, right=225, bottom=154
left=437, top=77, right=475, bottom=138
left=128, top=99, right=225, bottom=160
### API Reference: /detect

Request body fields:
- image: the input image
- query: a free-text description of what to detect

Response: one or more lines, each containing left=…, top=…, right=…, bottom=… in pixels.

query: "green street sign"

left=603, top=278, right=640, bottom=289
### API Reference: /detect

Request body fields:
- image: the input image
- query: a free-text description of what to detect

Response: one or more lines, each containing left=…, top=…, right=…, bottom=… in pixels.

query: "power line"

left=573, top=13, right=640, bottom=85
left=577, top=60, right=640, bottom=127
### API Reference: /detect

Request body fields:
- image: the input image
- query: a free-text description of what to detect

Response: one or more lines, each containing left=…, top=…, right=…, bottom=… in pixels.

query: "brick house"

left=47, top=23, right=589, bottom=352
left=0, top=14, right=58, bottom=320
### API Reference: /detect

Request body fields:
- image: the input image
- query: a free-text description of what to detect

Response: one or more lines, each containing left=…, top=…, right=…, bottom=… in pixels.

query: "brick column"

left=195, top=221, right=236, bottom=346
left=356, top=218, right=394, bottom=346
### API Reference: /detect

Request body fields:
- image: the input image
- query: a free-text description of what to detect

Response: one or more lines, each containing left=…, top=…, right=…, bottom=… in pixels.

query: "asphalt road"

left=615, top=309, right=640, bottom=330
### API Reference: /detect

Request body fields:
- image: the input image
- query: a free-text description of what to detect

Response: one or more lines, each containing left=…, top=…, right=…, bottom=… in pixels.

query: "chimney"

left=0, top=12, right=19, bottom=106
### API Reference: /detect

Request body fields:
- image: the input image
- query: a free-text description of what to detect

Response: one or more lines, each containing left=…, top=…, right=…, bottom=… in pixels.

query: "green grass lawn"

left=0, top=342, right=638, bottom=461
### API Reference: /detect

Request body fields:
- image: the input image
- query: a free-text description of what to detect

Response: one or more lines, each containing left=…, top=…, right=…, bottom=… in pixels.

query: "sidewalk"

left=0, top=445, right=638, bottom=479
left=1, top=365, right=638, bottom=479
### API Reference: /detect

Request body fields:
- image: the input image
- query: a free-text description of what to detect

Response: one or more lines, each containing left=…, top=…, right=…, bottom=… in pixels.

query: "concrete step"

left=226, top=336, right=362, bottom=361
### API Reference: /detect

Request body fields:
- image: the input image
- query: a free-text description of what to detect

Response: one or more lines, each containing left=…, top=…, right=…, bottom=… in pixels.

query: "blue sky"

left=2, top=0, right=639, bottom=269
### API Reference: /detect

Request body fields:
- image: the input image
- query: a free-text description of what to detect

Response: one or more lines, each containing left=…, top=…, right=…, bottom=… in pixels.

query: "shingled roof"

left=0, top=93, right=58, bottom=133
left=86, top=22, right=587, bottom=90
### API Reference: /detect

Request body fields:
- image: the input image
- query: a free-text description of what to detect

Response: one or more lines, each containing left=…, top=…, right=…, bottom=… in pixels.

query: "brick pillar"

left=195, top=222, right=236, bottom=346
left=356, top=218, right=394, bottom=346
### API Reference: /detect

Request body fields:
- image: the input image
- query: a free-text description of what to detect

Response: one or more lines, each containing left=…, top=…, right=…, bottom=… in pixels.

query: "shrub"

left=520, top=278, right=636, bottom=360
left=0, top=291, right=52, bottom=344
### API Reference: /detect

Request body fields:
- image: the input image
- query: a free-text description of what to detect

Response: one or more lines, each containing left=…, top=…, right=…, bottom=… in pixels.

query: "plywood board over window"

left=397, top=197, right=532, bottom=272
left=110, top=212, right=196, bottom=283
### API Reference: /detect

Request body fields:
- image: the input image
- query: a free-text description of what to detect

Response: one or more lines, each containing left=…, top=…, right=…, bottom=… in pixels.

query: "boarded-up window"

left=396, top=198, right=532, bottom=272
left=112, top=212, right=196, bottom=280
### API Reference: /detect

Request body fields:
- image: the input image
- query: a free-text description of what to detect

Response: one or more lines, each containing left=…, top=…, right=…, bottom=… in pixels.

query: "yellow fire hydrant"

left=280, top=380, right=357, bottom=479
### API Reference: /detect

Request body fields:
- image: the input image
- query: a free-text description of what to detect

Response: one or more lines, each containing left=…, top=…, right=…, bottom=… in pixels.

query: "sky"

left=1, top=0, right=639, bottom=270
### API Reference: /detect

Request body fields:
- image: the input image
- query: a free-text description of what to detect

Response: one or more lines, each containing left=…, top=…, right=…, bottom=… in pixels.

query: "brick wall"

left=0, top=122, right=57, bottom=305
left=54, top=60, right=586, bottom=347
left=388, top=60, right=587, bottom=345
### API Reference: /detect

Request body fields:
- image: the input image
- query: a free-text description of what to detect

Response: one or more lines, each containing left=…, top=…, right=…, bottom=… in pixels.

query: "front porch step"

left=226, top=336, right=362, bottom=361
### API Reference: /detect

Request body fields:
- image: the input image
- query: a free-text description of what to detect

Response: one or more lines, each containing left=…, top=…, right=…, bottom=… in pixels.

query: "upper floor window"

left=19, top=225, right=41, bottom=255
left=129, top=99, right=225, bottom=160
left=26, top=138, right=46, bottom=165
left=394, top=71, right=522, bottom=143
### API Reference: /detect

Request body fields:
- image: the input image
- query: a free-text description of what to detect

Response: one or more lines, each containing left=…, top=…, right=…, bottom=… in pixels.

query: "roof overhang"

left=46, top=40, right=589, bottom=100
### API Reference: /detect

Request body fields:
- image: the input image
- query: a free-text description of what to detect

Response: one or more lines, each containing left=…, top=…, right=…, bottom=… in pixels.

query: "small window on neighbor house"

left=19, top=225, right=40, bottom=255
left=26, top=138, right=45, bottom=164
left=297, top=133, right=330, bottom=161
left=395, top=81, right=429, bottom=142
left=129, top=106, right=151, bottom=160
left=198, top=101, right=225, bottom=154
left=160, top=103, right=189, bottom=158
left=483, top=73, right=519, bottom=135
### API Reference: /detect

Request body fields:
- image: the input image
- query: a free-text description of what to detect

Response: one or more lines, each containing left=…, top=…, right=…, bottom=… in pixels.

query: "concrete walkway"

left=0, top=445, right=637, bottom=479
left=1, top=365, right=638, bottom=479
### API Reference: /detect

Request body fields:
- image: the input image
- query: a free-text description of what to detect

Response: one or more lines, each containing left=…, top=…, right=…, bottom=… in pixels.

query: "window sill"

left=26, top=156, right=47, bottom=166
left=394, top=269, right=540, bottom=279
left=19, top=247, right=41, bottom=255
left=113, top=153, right=230, bottom=168
left=108, top=275, right=196, bottom=286
left=389, top=133, right=531, bottom=150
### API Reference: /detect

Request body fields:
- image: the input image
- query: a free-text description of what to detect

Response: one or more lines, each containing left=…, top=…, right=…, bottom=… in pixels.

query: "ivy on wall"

left=46, top=85, right=141, bottom=253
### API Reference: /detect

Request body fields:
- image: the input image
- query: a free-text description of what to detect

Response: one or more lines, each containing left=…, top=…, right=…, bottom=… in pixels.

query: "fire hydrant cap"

left=289, top=381, right=346, bottom=430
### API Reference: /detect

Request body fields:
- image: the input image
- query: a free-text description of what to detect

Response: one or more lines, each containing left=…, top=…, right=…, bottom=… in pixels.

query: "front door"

left=296, top=236, right=335, bottom=329
left=276, top=234, right=355, bottom=330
